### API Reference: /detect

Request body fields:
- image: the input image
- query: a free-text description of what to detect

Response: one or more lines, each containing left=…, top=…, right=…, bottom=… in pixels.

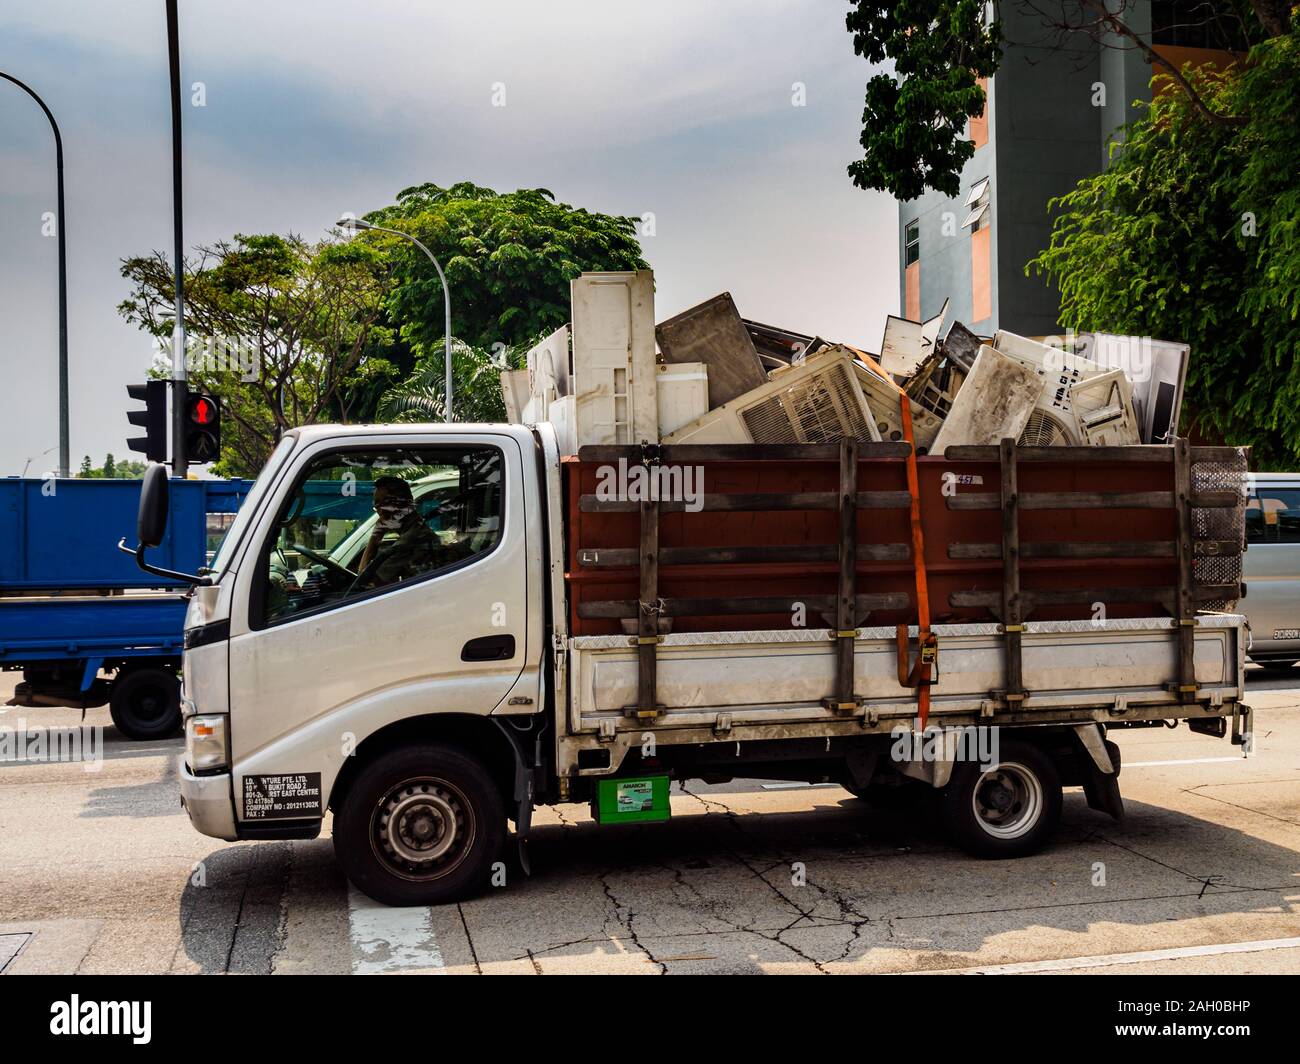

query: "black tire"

left=108, top=667, right=181, bottom=740
left=333, top=744, right=506, bottom=906
left=1257, top=658, right=1298, bottom=672
left=940, top=740, right=1062, bottom=859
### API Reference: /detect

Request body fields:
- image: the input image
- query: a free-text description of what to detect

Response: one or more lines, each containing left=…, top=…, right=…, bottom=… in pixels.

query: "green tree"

left=120, top=234, right=398, bottom=477
left=78, top=455, right=94, bottom=478
left=846, top=0, right=1001, bottom=200
left=376, top=337, right=531, bottom=424
left=846, top=1, right=1280, bottom=202
left=1028, top=27, right=1300, bottom=468
left=357, top=182, right=649, bottom=355
left=102, top=453, right=116, bottom=478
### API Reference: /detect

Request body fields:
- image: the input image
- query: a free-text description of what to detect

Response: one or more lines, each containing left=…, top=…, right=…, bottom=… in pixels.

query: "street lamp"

left=2, top=71, right=70, bottom=477
left=22, top=445, right=57, bottom=478
left=338, top=217, right=453, bottom=422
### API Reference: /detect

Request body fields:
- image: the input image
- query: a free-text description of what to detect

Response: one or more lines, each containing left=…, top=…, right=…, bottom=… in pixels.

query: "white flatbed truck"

left=127, top=423, right=1252, bottom=905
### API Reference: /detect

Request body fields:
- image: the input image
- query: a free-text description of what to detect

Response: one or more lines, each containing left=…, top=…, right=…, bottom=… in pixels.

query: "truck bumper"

left=177, top=757, right=238, bottom=841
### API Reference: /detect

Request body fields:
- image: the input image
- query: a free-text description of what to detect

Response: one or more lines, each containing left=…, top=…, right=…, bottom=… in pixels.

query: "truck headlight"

left=186, top=715, right=229, bottom=775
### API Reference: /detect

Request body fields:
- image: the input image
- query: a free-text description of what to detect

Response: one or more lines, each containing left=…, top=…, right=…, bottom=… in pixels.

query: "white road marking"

left=760, top=782, right=841, bottom=791
left=347, top=884, right=443, bottom=974
left=1123, top=757, right=1245, bottom=767
left=914, top=937, right=1300, bottom=975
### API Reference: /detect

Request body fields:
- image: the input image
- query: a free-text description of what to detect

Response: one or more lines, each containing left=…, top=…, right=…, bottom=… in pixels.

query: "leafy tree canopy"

left=120, top=234, right=399, bottom=477
left=1028, top=27, right=1300, bottom=468
left=119, top=185, right=649, bottom=476
left=846, top=1, right=1285, bottom=202
left=358, top=182, right=649, bottom=355
left=846, top=0, right=1001, bottom=200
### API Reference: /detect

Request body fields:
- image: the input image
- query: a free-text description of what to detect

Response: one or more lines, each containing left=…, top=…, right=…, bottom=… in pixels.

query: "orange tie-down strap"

left=847, top=352, right=937, bottom=725
left=898, top=393, right=936, bottom=727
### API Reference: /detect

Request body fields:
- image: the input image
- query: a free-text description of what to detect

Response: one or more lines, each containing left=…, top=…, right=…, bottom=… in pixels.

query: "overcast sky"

left=0, top=0, right=897, bottom=476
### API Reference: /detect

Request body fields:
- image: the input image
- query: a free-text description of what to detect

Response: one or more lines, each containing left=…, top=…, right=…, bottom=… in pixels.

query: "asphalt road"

left=2, top=670, right=1298, bottom=975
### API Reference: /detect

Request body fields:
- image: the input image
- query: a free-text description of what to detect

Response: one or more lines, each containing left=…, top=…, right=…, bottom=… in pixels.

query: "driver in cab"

left=355, top=476, right=441, bottom=589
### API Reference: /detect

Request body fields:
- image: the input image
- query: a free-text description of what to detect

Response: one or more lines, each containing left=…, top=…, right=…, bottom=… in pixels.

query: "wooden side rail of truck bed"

left=567, top=440, right=1248, bottom=726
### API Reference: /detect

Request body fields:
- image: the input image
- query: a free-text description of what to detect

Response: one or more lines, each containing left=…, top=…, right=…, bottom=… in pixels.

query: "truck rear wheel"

left=941, top=740, right=1061, bottom=859
left=108, top=667, right=181, bottom=740
left=333, top=744, right=506, bottom=906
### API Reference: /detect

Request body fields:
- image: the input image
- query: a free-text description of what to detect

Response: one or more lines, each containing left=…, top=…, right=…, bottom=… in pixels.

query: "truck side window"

left=258, top=445, right=504, bottom=625
left=1245, top=488, right=1300, bottom=544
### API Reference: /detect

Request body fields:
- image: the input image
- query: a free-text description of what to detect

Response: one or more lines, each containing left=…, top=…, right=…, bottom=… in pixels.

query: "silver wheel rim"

left=371, top=776, right=476, bottom=881
left=971, top=761, right=1043, bottom=840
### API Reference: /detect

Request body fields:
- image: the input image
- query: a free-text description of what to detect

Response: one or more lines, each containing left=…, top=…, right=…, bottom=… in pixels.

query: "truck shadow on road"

left=176, top=787, right=1299, bottom=973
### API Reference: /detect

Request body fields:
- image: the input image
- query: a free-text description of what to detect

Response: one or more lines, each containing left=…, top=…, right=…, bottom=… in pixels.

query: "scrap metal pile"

left=501, top=269, right=1189, bottom=454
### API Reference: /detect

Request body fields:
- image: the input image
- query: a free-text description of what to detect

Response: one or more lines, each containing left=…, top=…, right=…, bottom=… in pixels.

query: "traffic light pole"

left=166, top=0, right=188, bottom=478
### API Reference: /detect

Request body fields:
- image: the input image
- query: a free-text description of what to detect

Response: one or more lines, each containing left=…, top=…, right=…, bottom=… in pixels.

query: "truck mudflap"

left=1074, top=723, right=1124, bottom=821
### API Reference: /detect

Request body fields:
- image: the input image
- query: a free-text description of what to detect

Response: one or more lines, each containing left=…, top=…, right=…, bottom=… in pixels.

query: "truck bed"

left=567, top=615, right=1244, bottom=744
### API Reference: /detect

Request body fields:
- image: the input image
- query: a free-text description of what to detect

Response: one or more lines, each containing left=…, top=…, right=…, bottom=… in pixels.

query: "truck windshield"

left=208, top=436, right=296, bottom=578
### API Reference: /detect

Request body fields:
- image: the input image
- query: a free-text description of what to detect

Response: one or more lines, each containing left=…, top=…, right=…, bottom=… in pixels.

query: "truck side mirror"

left=138, top=462, right=171, bottom=548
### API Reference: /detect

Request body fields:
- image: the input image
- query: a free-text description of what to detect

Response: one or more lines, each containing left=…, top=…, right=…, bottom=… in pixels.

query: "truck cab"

left=178, top=423, right=551, bottom=902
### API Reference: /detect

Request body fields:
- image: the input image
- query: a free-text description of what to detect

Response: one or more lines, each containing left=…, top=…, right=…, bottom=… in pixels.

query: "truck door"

left=226, top=434, right=531, bottom=771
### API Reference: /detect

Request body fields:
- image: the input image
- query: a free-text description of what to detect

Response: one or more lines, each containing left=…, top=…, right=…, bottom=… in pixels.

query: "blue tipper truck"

left=1, top=477, right=249, bottom=739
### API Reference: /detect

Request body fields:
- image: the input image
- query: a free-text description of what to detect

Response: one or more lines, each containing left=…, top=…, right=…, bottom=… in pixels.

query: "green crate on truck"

left=592, top=775, right=671, bottom=824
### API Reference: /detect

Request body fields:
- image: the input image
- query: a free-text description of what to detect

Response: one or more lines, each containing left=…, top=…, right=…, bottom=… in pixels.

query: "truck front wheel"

left=333, top=744, right=506, bottom=906
left=941, top=740, right=1062, bottom=859
left=108, top=667, right=181, bottom=740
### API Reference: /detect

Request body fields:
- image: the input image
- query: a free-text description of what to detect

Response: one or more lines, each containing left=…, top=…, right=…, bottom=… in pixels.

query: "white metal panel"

left=568, top=618, right=1244, bottom=735
left=880, top=301, right=949, bottom=379
left=524, top=324, right=571, bottom=411
left=500, top=369, right=529, bottom=423
left=571, top=271, right=657, bottom=446
left=655, top=362, right=709, bottom=437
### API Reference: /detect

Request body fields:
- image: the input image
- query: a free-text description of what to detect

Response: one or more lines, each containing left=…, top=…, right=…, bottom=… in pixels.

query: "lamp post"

left=338, top=217, right=453, bottom=422
left=1, top=71, right=69, bottom=477
left=22, top=445, right=58, bottom=479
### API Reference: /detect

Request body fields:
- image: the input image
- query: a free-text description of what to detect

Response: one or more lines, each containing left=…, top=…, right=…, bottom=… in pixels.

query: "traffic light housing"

left=184, top=393, right=221, bottom=464
left=126, top=380, right=168, bottom=462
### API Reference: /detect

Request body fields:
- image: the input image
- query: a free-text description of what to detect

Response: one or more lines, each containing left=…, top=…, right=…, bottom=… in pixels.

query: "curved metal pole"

left=365, top=224, right=453, bottom=422
left=1, top=71, right=69, bottom=476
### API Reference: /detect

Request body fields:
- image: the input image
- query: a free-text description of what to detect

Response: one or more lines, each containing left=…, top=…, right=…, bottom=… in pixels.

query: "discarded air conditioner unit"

left=905, top=347, right=967, bottom=421
left=664, top=346, right=881, bottom=446
left=1068, top=332, right=1188, bottom=444
left=991, top=330, right=1115, bottom=446
left=571, top=270, right=658, bottom=447
left=1070, top=369, right=1140, bottom=446
left=850, top=351, right=945, bottom=451
left=930, top=345, right=1045, bottom=453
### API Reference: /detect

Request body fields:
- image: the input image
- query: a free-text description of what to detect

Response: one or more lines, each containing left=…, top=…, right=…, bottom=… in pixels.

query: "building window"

left=962, top=178, right=990, bottom=231
left=904, top=220, right=920, bottom=266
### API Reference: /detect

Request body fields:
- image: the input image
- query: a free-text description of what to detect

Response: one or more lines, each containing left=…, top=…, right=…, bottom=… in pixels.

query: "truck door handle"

left=461, top=634, right=516, bottom=662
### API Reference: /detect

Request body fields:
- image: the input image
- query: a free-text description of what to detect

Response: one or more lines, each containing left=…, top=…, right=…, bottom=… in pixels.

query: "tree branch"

left=1078, top=0, right=1248, bottom=127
